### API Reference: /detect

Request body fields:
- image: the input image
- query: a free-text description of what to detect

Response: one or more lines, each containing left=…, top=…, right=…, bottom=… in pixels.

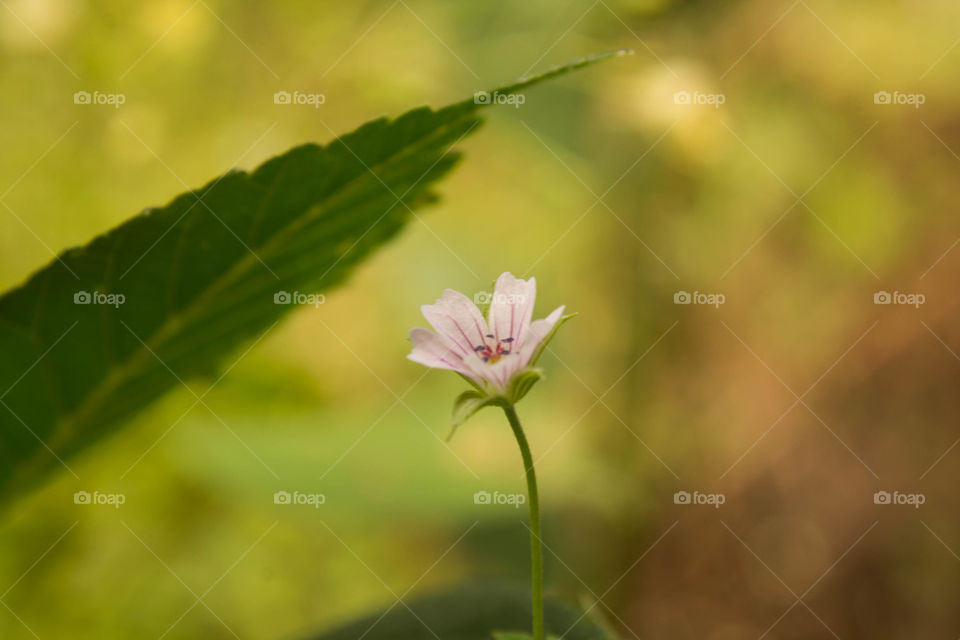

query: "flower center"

left=474, top=335, right=515, bottom=364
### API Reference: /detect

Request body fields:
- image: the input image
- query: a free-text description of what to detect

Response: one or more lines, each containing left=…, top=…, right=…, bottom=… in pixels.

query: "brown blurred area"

left=594, top=115, right=960, bottom=639
left=2, top=0, right=960, bottom=638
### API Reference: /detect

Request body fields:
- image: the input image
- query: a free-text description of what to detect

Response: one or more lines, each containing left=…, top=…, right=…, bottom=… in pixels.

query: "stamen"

left=472, top=334, right=518, bottom=365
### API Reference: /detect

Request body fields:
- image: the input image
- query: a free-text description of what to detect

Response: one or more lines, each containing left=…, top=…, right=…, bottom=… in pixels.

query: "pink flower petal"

left=420, top=289, right=490, bottom=355
left=519, top=305, right=565, bottom=366
left=408, top=276, right=567, bottom=397
left=407, top=327, right=469, bottom=372
left=488, top=272, right=536, bottom=347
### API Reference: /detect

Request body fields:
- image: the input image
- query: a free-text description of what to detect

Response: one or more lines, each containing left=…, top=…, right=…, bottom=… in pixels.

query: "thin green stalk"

left=503, top=404, right=544, bottom=640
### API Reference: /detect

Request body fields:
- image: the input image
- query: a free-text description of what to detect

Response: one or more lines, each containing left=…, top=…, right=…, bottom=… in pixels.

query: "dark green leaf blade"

left=0, top=52, right=626, bottom=502
left=0, top=103, right=480, bottom=500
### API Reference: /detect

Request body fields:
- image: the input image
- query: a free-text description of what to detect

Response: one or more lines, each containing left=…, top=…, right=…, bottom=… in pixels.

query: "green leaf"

left=528, top=313, right=577, bottom=367
left=0, top=53, right=626, bottom=503
left=310, top=581, right=614, bottom=640
left=507, top=368, right=543, bottom=404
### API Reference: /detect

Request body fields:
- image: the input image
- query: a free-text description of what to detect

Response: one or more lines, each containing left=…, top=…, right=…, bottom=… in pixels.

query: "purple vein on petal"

left=471, top=318, right=488, bottom=347
left=442, top=314, right=475, bottom=354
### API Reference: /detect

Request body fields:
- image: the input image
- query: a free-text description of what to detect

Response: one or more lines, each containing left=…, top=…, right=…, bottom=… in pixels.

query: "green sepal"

left=457, top=372, right=485, bottom=393
left=447, top=390, right=507, bottom=441
left=507, top=368, right=543, bottom=404
left=528, top=313, right=577, bottom=366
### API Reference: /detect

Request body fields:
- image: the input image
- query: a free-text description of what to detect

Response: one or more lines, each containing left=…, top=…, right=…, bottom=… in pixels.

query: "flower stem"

left=503, top=404, right=544, bottom=640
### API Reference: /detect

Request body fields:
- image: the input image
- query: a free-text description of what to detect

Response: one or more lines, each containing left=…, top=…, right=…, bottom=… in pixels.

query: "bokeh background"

left=2, top=0, right=960, bottom=637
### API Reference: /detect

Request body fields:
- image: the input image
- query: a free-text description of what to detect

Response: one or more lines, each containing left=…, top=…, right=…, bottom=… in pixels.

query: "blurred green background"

left=3, top=0, right=960, bottom=637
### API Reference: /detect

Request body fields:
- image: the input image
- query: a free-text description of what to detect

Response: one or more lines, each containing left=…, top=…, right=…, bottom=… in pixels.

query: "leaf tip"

left=475, top=49, right=632, bottom=104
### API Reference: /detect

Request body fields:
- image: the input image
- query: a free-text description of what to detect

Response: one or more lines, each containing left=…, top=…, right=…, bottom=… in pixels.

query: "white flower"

left=408, top=272, right=568, bottom=401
